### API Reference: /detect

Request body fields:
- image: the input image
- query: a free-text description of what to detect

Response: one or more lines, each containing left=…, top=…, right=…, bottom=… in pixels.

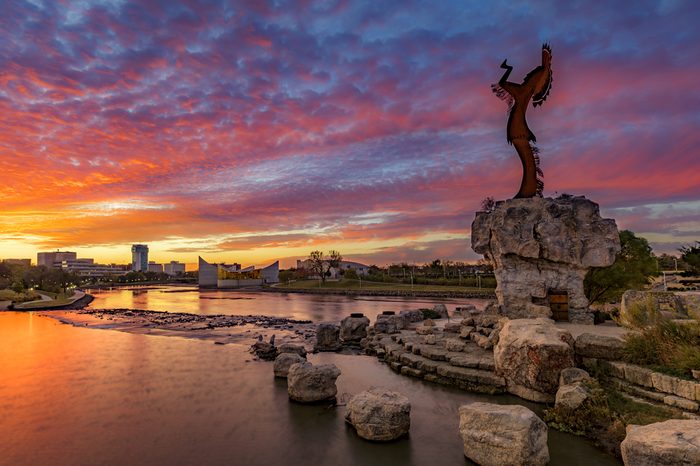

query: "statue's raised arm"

left=491, top=44, right=552, bottom=198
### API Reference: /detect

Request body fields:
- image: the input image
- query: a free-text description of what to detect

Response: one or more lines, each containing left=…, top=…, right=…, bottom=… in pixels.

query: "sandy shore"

left=39, top=308, right=317, bottom=349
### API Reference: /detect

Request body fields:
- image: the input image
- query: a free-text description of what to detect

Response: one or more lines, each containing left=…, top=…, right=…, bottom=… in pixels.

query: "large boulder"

left=345, top=388, right=411, bottom=441
left=494, top=318, right=575, bottom=402
left=458, top=402, right=549, bottom=466
left=273, top=352, right=305, bottom=378
left=287, top=361, right=341, bottom=403
left=471, top=195, right=620, bottom=324
left=340, top=314, right=370, bottom=343
left=374, top=314, right=405, bottom=334
left=621, top=420, right=700, bottom=466
left=315, top=322, right=341, bottom=351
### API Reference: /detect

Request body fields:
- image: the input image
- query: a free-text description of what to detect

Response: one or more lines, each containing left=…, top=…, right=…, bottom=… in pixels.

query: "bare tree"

left=307, top=250, right=343, bottom=284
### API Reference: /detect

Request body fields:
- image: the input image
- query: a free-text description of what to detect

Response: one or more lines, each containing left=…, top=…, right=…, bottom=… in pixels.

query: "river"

left=0, top=289, right=621, bottom=465
left=85, top=285, right=489, bottom=322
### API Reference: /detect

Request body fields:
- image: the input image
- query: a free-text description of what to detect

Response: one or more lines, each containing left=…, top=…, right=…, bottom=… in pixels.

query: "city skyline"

left=1, top=1, right=699, bottom=267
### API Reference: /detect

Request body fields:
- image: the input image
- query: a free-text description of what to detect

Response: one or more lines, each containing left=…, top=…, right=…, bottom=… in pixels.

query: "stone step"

left=436, top=365, right=506, bottom=387
left=449, top=352, right=496, bottom=371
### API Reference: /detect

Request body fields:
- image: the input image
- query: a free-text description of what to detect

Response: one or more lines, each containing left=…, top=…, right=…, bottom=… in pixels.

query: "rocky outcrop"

left=315, top=322, right=341, bottom=351
left=458, top=402, right=549, bottom=466
left=471, top=195, right=620, bottom=324
left=621, top=420, right=700, bottom=466
left=340, top=314, right=370, bottom=343
left=494, top=318, right=575, bottom=402
left=287, top=361, right=341, bottom=403
left=273, top=352, right=306, bottom=378
left=345, top=388, right=411, bottom=441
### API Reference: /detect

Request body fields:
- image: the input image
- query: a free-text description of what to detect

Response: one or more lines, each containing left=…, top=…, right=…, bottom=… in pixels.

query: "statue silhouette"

left=492, top=44, right=552, bottom=198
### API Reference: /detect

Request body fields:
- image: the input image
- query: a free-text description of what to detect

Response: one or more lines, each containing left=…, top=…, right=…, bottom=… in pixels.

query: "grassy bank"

left=274, top=279, right=493, bottom=293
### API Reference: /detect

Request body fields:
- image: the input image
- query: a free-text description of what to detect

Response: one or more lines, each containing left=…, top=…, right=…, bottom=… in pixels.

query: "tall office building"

left=131, top=244, right=149, bottom=272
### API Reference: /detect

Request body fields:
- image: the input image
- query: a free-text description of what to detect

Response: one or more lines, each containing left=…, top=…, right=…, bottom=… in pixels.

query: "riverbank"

left=14, top=290, right=94, bottom=310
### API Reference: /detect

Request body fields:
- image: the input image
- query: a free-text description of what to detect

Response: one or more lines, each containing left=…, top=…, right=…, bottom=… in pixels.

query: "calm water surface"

left=86, top=286, right=488, bottom=322
left=0, top=312, right=619, bottom=466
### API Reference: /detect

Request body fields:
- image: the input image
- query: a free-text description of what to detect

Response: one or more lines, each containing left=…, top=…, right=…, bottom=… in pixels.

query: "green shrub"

left=623, top=320, right=700, bottom=378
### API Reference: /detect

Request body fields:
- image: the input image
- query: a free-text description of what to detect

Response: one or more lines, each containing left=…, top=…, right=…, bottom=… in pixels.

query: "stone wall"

left=471, top=195, right=620, bottom=324
left=582, top=359, right=700, bottom=413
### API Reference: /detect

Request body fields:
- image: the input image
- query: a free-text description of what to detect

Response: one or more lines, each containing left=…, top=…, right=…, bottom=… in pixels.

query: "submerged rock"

left=251, top=341, right=277, bottom=361
left=345, top=388, right=411, bottom=441
left=621, top=420, right=700, bottom=466
left=287, top=361, right=341, bottom=403
left=458, top=402, right=549, bottom=466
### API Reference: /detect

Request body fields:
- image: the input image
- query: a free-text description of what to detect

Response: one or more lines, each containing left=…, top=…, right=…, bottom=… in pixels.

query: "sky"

left=1, top=0, right=699, bottom=269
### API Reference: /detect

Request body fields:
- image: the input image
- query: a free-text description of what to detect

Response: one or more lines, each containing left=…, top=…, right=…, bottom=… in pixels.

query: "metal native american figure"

left=492, top=44, right=552, bottom=198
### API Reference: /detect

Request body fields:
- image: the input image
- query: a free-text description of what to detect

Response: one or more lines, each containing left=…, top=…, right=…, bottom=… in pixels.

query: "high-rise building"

left=37, top=251, right=77, bottom=267
left=131, top=245, right=149, bottom=272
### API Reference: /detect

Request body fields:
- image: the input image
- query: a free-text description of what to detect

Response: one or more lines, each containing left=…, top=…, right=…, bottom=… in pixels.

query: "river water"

left=0, top=311, right=620, bottom=466
left=85, top=286, right=488, bottom=322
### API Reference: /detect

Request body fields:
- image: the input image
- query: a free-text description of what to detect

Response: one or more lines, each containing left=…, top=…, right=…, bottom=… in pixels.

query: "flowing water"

left=85, top=286, right=488, bottom=322
left=0, top=312, right=620, bottom=466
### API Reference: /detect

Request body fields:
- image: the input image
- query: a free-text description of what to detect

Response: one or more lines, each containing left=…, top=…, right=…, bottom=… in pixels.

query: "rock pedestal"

left=494, top=318, right=575, bottom=402
left=345, top=388, right=411, bottom=441
left=471, top=195, right=620, bottom=324
left=458, top=402, right=549, bottom=466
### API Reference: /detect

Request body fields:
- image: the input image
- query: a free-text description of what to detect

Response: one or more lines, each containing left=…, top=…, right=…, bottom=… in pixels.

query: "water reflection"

left=86, top=286, right=487, bottom=322
left=0, top=313, right=620, bottom=465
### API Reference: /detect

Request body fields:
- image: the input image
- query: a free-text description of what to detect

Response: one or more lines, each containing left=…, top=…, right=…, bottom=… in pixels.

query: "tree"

left=0, top=262, right=12, bottom=289
left=307, top=250, right=343, bottom=283
left=584, top=230, right=659, bottom=303
left=679, top=242, right=700, bottom=274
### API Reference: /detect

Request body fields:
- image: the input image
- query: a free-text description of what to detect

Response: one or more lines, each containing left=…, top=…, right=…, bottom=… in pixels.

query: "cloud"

left=1, top=0, right=699, bottom=264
